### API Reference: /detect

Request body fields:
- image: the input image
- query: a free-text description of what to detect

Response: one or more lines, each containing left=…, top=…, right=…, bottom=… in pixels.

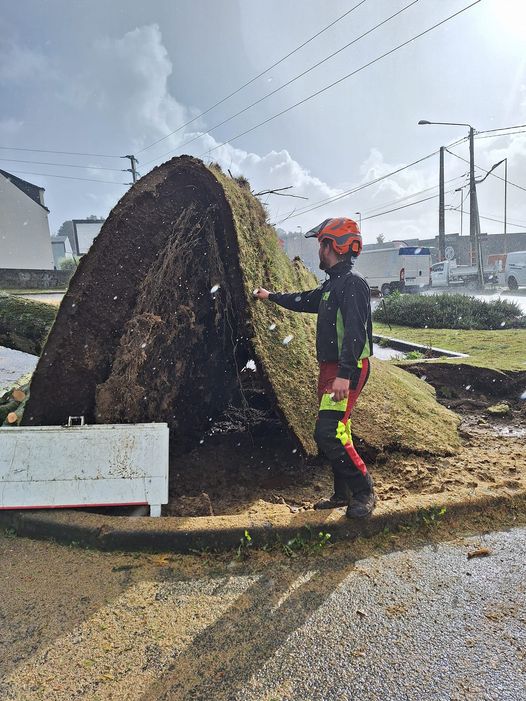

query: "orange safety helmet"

left=305, top=217, right=362, bottom=256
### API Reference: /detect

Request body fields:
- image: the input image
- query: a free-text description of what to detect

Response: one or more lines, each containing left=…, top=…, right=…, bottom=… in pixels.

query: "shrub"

left=373, top=293, right=525, bottom=330
left=58, top=256, right=79, bottom=270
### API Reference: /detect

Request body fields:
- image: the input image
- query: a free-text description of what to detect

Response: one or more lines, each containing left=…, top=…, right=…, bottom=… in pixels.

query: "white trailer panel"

left=0, top=423, right=168, bottom=517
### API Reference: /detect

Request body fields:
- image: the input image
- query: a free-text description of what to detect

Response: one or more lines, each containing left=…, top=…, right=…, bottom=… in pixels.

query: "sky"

left=1, top=0, right=525, bottom=245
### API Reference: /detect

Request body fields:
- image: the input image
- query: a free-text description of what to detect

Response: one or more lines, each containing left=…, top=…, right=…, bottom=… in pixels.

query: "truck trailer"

left=354, top=245, right=431, bottom=295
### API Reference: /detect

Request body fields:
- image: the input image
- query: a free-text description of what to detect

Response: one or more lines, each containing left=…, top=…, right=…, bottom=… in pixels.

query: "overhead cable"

left=143, top=0, right=421, bottom=166
left=445, top=149, right=526, bottom=193
left=0, top=145, right=120, bottom=158
left=0, top=157, right=125, bottom=172
left=197, top=1, right=482, bottom=162
left=3, top=169, right=127, bottom=185
left=136, top=0, right=370, bottom=155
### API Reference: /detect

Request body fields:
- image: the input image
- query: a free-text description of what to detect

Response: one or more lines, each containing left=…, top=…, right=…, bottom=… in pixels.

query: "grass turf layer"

left=374, top=322, right=526, bottom=372
left=212, top=166, right=460, bottom=456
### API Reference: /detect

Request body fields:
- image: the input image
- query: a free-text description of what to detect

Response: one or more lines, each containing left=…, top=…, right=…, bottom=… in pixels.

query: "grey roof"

left=0, top=169, right=50, bottom=212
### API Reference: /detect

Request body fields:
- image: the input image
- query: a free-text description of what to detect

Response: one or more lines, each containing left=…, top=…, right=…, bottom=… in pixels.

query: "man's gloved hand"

left=253, top=287, right=270, bottom=300
left=331, top=377, right=350, bottom=403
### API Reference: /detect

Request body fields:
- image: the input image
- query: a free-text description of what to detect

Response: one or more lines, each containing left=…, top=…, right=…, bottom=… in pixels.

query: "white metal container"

left=0, top=423, right=169, bottom=517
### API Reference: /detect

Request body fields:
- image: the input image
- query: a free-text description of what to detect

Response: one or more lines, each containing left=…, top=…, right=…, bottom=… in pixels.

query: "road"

left=1, top=527, right=524, bottom=700
left=422, top=287, right=526, bottom=314
left=0, top=346, right=38, bottom=393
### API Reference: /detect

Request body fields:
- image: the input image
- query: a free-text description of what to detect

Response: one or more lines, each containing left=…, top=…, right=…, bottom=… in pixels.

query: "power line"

left=448, top=206, right=526, bottom=230
left=2, top=169, right=127, bottom=185
left=477, top=123, right=526, bottom=135
left=195, top=1, right=482, bottom=163
left=0, top=145, right=120, bottom=158
left=0, top=157, right=125, bottom=172
left=362, top=188, right=460, bottom=221
left=475, top=129, right=526, bottom=141
left=445, top=148, right=526, bottom=193
left=143, top=0, right=421, bottom=166
left=275, top=150, right=439, bottom=224
left=362, top=173, right=466, bottom=216
left=136, top=0, right=369, bottom=156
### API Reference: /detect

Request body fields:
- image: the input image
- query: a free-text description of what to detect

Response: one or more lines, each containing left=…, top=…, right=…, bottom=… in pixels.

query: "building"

left=0, top=170, right=54, bottom=269
left=68, top=219, right=105, bottom=256
left=50, top=235, right=75, bottom=269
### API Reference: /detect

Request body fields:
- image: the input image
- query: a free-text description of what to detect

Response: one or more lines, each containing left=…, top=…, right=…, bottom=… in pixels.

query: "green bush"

left=373, top=293, right=525, bottom=330
left=58, top=256, right=79, bottom=270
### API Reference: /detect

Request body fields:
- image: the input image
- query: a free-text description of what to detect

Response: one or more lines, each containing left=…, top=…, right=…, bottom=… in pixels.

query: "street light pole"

left=439, top=147, right=445, bottom=261
left=355, top=211, right=362, bottom=230
left=418, top=120, right=483, bottom=287
left=504, top=158, right=508, bottom=255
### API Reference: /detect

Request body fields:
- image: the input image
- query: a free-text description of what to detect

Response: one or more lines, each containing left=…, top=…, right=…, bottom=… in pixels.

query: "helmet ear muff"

left=351, top=240, right=361, bottom=255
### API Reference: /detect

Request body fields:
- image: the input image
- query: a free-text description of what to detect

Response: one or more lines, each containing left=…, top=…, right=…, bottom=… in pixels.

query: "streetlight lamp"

left=418, top=119, right=483, bottom=288
left=355, top=212, right=362, bottom=231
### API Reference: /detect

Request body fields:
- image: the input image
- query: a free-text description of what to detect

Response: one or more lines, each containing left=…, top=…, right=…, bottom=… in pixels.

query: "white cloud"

left=0, top=37, right=55, bottom=83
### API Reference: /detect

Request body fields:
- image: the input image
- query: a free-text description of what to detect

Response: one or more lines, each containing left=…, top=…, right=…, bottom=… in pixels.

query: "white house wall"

left=0, top=175, right=54, bottom=270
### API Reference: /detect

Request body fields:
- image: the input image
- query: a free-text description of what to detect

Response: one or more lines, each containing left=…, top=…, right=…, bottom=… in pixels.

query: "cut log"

left=11, top=388, right=26, bottom=402
left=0, top=293, right=57, bottom=355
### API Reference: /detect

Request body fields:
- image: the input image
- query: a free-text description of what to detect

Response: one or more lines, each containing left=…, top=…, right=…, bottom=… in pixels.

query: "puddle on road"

left=492, top=426, right=526, bottom=438
left=0, top=346, right=38, bottom=392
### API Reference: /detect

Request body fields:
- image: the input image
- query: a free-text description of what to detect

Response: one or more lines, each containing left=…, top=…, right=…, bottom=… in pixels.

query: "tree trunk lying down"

left=0, top=293, right=57, bottom=356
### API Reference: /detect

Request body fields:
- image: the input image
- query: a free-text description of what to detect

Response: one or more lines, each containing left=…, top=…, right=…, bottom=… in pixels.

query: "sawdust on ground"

left=166, top=401, right=525, bottom=520
left=1, top=502, right=526, bottom=701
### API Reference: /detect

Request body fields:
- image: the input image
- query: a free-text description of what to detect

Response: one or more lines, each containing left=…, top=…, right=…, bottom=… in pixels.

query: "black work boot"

left=314, top=472, right=349, bottom=510
left=314, top=494, right=348, bottom=510
left=346, top=489, right=376, bottom=519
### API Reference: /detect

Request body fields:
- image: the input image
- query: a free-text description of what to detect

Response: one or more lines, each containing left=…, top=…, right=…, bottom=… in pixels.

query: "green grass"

left=374, top=322, right=526, bottom=372
left=211, top=165, right=461, bottom=456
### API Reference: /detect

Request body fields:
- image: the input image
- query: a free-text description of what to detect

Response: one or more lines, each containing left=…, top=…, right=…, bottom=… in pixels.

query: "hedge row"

left=373, top=293, right=525, bottom=330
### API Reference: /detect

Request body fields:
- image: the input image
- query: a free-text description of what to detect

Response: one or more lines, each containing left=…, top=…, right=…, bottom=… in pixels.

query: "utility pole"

left=438, top=147, right=445, bottom=261
left=504, top=158, right=508, bottom=254
left=468, top=127, right=477, bottom=269
left=121, top=154, right=139, bottom=183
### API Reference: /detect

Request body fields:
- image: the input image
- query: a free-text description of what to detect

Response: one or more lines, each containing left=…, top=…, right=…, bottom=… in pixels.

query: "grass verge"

left=374, top=322, right=526, bottom=372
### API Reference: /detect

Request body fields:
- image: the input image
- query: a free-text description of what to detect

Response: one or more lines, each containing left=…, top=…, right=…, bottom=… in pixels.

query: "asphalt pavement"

left=227, top=528, right=526, bottom=701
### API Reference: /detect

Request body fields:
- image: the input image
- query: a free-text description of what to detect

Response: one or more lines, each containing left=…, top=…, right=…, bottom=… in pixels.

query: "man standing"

left=254, top=218, right=375, bottom=518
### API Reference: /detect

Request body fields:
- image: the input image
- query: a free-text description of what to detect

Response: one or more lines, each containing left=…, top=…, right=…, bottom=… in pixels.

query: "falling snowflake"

left=268, top=323, right=276, bottom=331
left=244, top=360, right=256, bottom=372
left=292, top=449, right=297, bottom=454
left=282, top=335, right=294, bottom=345
left=520, top=390, right=526, bottom=400
left=141, top=343, right=146, bottom=349
left=113, top=296, right=118, bottom=300
left=199, top=439, right=204, bottom=445
left=210, top=284, right=220, bottom=294
left=500, top=321, right=506, bottom=327
left=465, top=385, right=471, bottom=390
left=295, top=295, right=302, bottom=302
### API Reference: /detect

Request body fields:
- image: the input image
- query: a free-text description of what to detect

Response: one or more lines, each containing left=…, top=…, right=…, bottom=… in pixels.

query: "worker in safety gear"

left=254, top=217, right=375, bottom=518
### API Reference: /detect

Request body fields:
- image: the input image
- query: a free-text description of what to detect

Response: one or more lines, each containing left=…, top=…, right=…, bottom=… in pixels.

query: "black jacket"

left=269, top=260, right=373, bottom=380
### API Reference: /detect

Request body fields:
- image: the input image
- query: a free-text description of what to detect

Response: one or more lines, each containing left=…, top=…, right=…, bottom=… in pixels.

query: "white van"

left=505, top=251, right=526, bottom=290
left=354, top=245, right=431, bottom=295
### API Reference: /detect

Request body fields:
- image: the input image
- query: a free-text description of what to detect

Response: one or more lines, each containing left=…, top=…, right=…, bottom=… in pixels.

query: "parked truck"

left=430, top=260, right=497, bottom=288
left=354, top=245, right=431, bottom=295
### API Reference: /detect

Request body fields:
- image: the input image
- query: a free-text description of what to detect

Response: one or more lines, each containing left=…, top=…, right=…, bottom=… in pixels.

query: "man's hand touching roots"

left=253, top=287, right=270, bottom=300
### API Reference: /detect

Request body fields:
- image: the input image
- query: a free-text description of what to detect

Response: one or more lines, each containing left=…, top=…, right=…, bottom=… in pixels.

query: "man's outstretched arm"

left=253, top=286, right=322, bottom=313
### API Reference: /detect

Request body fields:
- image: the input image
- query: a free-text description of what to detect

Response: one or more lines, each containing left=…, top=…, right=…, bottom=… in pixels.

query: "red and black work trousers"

left=314, top=359, right=372, bottom=499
